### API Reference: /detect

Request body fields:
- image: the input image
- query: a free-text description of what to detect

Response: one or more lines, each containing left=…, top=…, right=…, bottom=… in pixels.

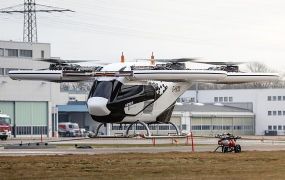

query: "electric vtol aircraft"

left=8, top=55, right=280, bottom=136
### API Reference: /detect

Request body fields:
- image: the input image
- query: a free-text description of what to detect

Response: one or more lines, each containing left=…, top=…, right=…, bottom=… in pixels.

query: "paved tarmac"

left=0, top=136, right=285, bottom=156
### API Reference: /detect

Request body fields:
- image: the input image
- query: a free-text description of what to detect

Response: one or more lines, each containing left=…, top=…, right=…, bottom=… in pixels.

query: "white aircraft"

left=8, top=54, right=279, bottom=136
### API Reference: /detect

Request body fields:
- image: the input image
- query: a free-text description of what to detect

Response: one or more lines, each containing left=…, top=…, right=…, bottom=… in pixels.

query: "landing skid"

left=89, top=121, right=181, bottom=138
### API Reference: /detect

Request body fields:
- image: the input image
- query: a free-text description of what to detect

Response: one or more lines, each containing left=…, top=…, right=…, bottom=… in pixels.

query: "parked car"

left=58, top=122, right=80, bottom=137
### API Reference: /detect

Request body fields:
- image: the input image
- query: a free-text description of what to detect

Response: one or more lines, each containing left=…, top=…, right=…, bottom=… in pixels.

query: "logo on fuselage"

left=172, top=85, right=181, bottom=93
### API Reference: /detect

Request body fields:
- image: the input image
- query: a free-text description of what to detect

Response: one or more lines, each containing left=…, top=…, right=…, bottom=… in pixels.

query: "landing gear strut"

left=88, top=123, right=105, bottom=138
left=125, top=120, right=151, bottom=137
left=89, top=121, right=181, bottom=138
left=126, top=120, right=181, bottom=137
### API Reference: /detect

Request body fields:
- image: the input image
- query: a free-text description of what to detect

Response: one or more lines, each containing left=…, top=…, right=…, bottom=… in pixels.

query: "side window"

left=19, top=50, right=32, bottom=57
left=0, top=48, right=3, bottom=56
left=5, top=49, right=18, bottom=57
left=267, top=96, right=271, bottom=101
left=117, top=85, right=143, bottom=100
left=0, top=68, right=4, bottom=76
left=229, top=97, right=233, bottom=102
left=273, top=111, right=277, bottom=116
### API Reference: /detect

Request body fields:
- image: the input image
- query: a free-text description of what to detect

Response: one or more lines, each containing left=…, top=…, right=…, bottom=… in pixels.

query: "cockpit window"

left=89, top=80, right=122, bottom=100
left=88, top=80, right=155, bottom=102
left=92, top=81, right=113, bottom=99
left=116, top=85, right=143, bottom=100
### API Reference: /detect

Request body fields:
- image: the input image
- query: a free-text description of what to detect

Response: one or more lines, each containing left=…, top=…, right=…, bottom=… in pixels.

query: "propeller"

left=191, top=61, right=246, bottom=66
left=34, top=58, right=89, bottom=64
left=136, top=58, right=198, bottom=63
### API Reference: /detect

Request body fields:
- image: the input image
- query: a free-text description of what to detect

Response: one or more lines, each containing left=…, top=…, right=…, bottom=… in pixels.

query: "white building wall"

left=0, top=40, right=68, bottom=137
left=180, top=89, right=285, bottom=135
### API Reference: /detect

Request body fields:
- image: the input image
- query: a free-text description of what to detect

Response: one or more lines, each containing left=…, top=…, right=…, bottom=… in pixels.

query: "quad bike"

left=214, top=133, right=241, bottom=153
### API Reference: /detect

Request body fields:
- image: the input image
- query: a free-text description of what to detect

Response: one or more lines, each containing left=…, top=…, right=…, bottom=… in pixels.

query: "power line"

left=0, top=0, right=74, bottom=42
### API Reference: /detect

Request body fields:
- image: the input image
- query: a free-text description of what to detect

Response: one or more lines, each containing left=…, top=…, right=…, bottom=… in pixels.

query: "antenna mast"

left=0, top=0, right=74, bottom=43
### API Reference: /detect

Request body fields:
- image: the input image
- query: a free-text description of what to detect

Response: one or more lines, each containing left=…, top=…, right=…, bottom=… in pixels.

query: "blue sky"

left=0, top=0, right=285, bottom=71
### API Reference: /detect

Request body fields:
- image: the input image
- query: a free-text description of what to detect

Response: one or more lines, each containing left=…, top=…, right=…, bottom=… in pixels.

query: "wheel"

left=234, top=144, right=241, bottom=153
left=222, top=146, right=229, bottom=153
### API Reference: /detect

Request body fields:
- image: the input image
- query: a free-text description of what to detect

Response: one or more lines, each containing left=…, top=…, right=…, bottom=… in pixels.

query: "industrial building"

left=180, top=88, right=285, bottom=135
left=0, top=40, right=68, bottom=137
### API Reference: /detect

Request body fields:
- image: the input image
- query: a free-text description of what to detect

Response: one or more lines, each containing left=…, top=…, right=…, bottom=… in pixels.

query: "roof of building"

left=0, top=40, right=50, bottom=45
left=57, top=104, right=88, bottom=112
left=174, top=103, right=252, bottom=113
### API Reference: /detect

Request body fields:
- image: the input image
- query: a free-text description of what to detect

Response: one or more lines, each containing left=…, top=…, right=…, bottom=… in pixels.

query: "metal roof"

left=57, top=104, right=88, bottom=112
left=174, top=103, right=252, bottom=113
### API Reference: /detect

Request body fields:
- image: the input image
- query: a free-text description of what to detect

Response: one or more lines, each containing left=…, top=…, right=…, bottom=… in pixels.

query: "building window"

left=273, top=111, right=277, bottom=116
left=268, top=125, right=272, bottom=130
left=278, top=96, right=282, bottom=101
left=273, top=96, right=277, bottom=101
left=0, top=48, right=3, bottom=56
left=190, top=97, right=195, bottom=102
left=213, top=125, right=222, bottom=130
left=192, top=125, right=201, bottom=130
left=283, top=96, right=285, bottom=101
left=224, top=97, right=228, bottom=102
left=159, top=125, right=169, bottom=130
left=202, top=125, right=211, bottom=130
left=268, top=96, right=271, bottom=101
left=223, top=126, right=231, bottom=130
left=268, top=111, right=272, bottom=116
left=219, top=97, right=223, bottom=102
left=20, top=50, right=32, bottom=57
left=0, top=68, right=4, bottom=76
left=278, top=125, right=282, bottom=130
left=41, top=50, right=44, bottom=58
left=283, top=111, right=285, bottom=115
left=5, top=49, right=18, bottom=57
left=234, top=125, right=243, bottom=130
left=229, top=97, right=233, bottom=102
left=283, top=126, right=285, bottom=130
left=278, top=111, right=282, bottom=116
left=273, top=125, right=277, bottom=130
left=244, top=125, right=253, bottom=130
left=214, top=97, right=218, bottom=102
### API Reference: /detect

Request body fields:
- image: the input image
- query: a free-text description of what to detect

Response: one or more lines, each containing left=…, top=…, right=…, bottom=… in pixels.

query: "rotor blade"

left=35, top=58, right=100, bottom=64
left=135, top=58, right=198, bottom=63
left=192, top=61, right=246, bottom=66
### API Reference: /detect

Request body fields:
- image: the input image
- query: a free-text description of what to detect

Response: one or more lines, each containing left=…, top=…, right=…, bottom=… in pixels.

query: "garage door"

left=15, top=102, right=48, bottom=126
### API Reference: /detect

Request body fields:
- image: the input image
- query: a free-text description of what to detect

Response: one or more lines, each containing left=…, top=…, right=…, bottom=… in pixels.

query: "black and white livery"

left=8, top=58, right=279, bottom=136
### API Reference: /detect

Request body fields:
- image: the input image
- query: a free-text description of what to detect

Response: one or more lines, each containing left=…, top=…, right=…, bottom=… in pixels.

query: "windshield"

left=89, top=80, right=122, bottom=100
left=0, top=117, right=11, bottom=125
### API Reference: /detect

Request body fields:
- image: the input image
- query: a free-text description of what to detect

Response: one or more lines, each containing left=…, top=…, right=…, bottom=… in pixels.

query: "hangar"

left=180, top=88, right=285, bottom=135
left=0, top=40, right=68, bottom=137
